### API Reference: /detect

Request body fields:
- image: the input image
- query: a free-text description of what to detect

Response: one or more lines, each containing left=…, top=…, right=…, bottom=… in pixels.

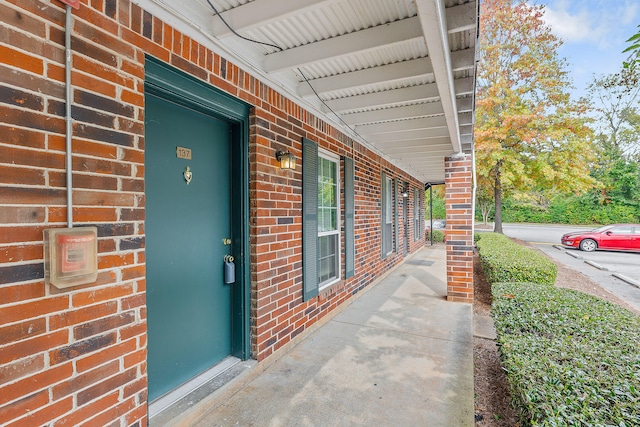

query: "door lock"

left=224, top=255, right=235, bottom=284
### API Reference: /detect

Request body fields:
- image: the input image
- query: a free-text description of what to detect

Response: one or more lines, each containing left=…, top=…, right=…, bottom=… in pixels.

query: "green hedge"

left=496, top=195, right=640, bottom=225
left=475, top=232, right=557, bottom=285
left=425, top=229, right=445, bottom=243
left=492, top=283, right=640, bottom=426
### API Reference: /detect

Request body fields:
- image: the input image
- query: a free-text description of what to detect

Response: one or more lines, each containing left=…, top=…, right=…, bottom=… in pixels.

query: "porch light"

left=276, top=150, right=296, bottom=170
left=401, top=186, right=409, bottom=198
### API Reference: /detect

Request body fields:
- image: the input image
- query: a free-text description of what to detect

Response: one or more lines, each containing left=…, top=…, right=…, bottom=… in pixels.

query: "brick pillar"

left=444, top=154, right=474, bottom=302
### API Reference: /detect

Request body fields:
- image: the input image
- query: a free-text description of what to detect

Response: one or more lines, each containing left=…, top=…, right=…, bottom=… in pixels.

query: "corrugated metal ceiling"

left=142, top=0, right=477, bottom=182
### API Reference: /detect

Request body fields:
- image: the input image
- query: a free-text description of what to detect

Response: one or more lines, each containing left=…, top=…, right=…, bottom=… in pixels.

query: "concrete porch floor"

left=161, top=245, right=474, bottom=426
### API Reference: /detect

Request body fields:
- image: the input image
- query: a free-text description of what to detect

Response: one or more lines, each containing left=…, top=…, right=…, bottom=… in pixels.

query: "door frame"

left=144, top=56, right=251, bottom=360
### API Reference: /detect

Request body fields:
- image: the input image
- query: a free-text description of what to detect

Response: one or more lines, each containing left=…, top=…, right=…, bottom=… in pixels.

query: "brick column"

left=444, top=154, right=474, bottom=302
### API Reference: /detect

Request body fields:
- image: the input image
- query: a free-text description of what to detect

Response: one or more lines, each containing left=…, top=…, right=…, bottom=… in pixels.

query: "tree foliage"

left=587, top=69, right=640, bottom=160
left=475, top=0, right=596, bottom=233
left=623, top=24, right=640, bottom=70
left=585, top=68, right=640, bottom=214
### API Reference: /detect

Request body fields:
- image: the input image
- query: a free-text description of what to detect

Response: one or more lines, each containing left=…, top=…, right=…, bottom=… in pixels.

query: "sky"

left=534, top=0, right=639, bottom=100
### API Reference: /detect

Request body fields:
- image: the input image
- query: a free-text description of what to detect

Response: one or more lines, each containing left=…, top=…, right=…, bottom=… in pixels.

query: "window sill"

left=318, top=277, right=341, bottom=295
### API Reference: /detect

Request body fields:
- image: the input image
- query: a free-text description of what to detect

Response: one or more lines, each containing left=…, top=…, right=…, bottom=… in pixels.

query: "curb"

left=565, top=251, right=582, bottom=259
left=585, top=260, right=608, bottom=271
left=612, top=273, right=640, bottom=289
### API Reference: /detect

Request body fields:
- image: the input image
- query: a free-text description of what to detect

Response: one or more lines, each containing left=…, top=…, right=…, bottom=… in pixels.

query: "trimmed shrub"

left=425, top=229, right=445, bottom=243
left=475, top=232, right=557, bottom=285
left=492, top=283, right=640, bottom=426
left=494, top=194, right=640, bottom=225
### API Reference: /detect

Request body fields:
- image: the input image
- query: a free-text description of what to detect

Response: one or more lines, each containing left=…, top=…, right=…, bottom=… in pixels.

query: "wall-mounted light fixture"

left=401, top=185, right=409, bottom=198
left=276, top=150, right=296, bottom=170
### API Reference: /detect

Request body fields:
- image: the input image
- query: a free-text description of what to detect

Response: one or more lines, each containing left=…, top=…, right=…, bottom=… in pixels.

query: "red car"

left=561, top=224, right=640, bottom=252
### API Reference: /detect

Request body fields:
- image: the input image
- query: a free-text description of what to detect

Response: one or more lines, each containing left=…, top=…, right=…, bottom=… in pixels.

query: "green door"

left=145, top=93, right=233, bottom=402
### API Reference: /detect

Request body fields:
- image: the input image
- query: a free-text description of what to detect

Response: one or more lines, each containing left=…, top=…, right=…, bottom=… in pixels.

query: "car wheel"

left=579, top=239, right=597, bottom=252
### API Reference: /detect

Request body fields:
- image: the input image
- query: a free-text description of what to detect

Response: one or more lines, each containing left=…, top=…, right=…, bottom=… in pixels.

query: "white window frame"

left=382, top=176, right=393, bottom=257
left=414, top=188, right=421, bottom=241
left=317, top=149, right=341, bottom=290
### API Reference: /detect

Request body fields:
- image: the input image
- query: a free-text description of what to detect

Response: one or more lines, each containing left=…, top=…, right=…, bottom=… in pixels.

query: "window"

left=610, top=226, right=632, bottom=235
left=381, top=173, right=393, bottom=257
left=414, top=188, right=421, bottom=241
left=302, top=138, right=353, bottom=301
left=317, top=152, right=340, bottom=288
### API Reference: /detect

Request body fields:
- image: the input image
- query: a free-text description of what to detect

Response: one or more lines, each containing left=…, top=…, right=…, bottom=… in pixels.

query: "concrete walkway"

left=168, top=245, right=473, bottom=426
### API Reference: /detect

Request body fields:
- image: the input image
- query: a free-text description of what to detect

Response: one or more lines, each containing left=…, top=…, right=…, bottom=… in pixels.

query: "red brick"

left=121, top=293, right=145, bottom=311
left=52, top=392, right=120, bottom=427
left=0, top=355, right=44, bottom=385
left=5, top=397, right=73, bottom=427
left=0, top=362, right=72, bottom=406
left=71, top=69, right=117, bottom=98
left=125, top=404, right=148, bottom=427
left=0, top=296, right=69, bottom=325
left=0, top=318, right=47, bottom=345
left=0, top=389, right=49, bottom=426
left=0, top=45, right=44, bottom=75
left=75, top=339, right=137, bottom=373
left=0, top=124, right=46, bottom=149
left=0, top=207, right=45, bottom=224
left=0, top=282, right=44, bottom=305
left=98, top=253, right=135, bottom=269
left=77, top=397, right=136, bottom=427
left=77, top=367, right=137, bottom=406
left=123, top=376, right=146, bottom=398
left=73, top=190, right=136, bottom=207
left=0, top=330, right=67, bottom=366
left=72, top=284, right=133, bottom=307
left=52, top=360, right=119, bottom=400
left=50, top=301, right=118, bottom=330
left=73, top=311, right=135, bottom=340
left=49, top=333, right=117, bottom=365
left=2, top=145, right=65, bottom=169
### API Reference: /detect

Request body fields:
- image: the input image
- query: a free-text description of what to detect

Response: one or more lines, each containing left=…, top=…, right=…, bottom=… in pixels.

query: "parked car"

left=425, top=219, right=446, bottom=230
left=561, top=224, right=640, bottom=252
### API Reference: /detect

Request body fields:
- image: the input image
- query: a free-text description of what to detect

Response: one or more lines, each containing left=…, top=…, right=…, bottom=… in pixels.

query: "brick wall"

left=249, top=108, right=424, bottom=360
left=0, top=0, right=426, bottom=425
left=1, top=1, right=147, bottom=426
left=444, top=155, right=474, bottom=302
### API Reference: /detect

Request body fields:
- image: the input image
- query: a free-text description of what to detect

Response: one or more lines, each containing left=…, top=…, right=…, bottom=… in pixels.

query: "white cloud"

left=541, top=3, right=592, bottom=43
left=539, top=0, right=639, bottom=49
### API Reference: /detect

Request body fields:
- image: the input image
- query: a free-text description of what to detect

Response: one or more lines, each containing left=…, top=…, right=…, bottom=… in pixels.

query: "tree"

left=586, top=69, right=640, bottom=160
left=476, top=184, right=494, bottom=225
left=586, top=67, right=640, bottom=211
left=475, top=0, right=596, bottom=233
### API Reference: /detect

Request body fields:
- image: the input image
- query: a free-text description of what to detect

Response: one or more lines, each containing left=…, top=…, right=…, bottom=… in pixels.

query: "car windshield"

left=592, top=225, right=612, bottom=233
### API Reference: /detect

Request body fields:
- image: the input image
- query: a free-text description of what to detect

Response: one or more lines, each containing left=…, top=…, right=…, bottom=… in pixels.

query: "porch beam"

left=416, top=0, right=461, bottom=153
left=366, top=128, right=450, bottom=144
left=298, top=58, right=433, bottom=97
left=355, top=116, right=446, bottom=135
left=264, top=16, right=423, bottom=73
left=210, top=0, right=338, bottom=39
left=342, top=103, right=444, bottom=126
left=446, top=2, right=477, bottom=34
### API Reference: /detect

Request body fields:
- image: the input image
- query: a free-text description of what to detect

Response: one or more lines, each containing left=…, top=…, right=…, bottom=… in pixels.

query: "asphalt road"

left=495, top=223, right=640, bottom=312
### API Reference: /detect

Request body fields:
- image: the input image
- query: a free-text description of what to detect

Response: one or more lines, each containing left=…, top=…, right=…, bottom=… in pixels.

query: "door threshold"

left=149, top=356, right=253, bottom=426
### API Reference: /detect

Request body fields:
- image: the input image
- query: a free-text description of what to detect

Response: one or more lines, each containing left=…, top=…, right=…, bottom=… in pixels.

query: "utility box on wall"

left=44, top=227, right=98, bottom=289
